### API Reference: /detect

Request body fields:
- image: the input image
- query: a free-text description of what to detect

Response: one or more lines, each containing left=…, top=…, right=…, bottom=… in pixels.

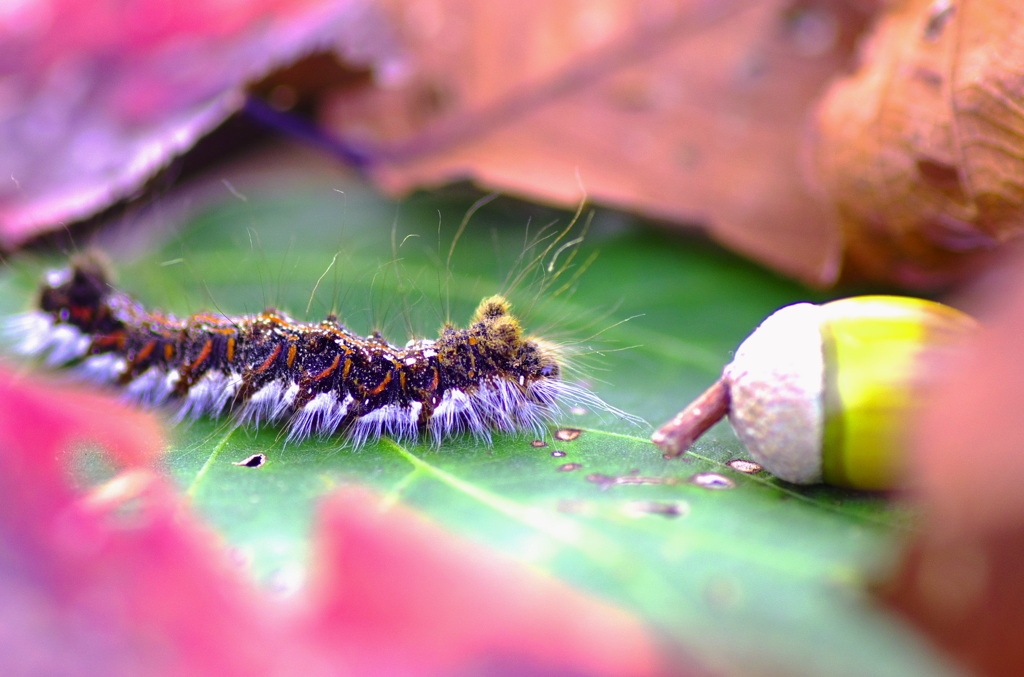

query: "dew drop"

left=555, top=428, right=582, bottom=442
left=689, top=472, right=736, bottom=490
left=557, top=462, right=583, bottom=472
left=726, top=459, right=763, bottom=474
left=232, top=453, right=267, bottom=468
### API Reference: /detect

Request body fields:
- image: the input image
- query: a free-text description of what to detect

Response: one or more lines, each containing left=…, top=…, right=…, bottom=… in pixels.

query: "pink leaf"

left=0, top=0, right=400, bottom=247
left=0, top=365, right=684, bottom=676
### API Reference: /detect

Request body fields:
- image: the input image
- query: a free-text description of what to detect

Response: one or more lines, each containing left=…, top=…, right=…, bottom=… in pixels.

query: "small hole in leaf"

left=232, top=453, right=267, bottom=468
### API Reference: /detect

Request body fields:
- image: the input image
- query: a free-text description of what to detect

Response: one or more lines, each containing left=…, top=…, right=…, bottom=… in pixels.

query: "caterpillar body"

left=11, top=256, right=628, bottom=446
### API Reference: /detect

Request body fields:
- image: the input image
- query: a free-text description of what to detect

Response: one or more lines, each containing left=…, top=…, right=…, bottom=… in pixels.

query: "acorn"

left=652, top=296, right=978, bottom=490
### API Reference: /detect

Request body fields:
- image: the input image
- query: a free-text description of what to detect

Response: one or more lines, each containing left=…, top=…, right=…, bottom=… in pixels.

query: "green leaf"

left=0, top=184, right=954, bottom=676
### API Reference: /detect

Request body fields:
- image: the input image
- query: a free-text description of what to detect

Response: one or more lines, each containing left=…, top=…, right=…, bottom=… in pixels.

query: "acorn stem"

left=651, top=378, right=731, bottom=458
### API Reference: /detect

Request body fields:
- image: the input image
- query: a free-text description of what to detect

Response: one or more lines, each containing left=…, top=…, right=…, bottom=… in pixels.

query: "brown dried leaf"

left=813, top=0, right=1024, bottom=286
left=324, top=0, right=871, bottom=285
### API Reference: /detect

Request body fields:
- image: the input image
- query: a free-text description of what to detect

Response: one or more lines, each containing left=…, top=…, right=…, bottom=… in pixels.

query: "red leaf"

left=303, top=487, right=679, bottom=677
left=0, top=365, right=684, bottom=676
left=883, top=254, right=1024, bottom=675
left=0, top=366, right=313, bottom=676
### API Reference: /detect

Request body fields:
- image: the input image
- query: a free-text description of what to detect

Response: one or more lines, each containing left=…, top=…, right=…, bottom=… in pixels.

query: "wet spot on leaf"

left=530, top=439, right=548, bottom=448
left=705, top=576, right=743, bottom=610
left=557, top=498, right=595, bottom=515
left=586, top=473, right=617, bottom=489
left=83, top=469, right=157, bottom=510
left=689, top=472, right=736, bottom=490
left=232, top=453, right=267, bottom=468
left=557, top=463, right=583, bottom=472
left=622, top=500, right=689, bottom=519
left=663, top=452, right=693, bottom=462
left=551, top=449, right=566, bottom=458
left=586, top=473, right=677, bottom=490
left=726, top=459, right=764, bottom=474
left=555, top=428, right=582, bottom=442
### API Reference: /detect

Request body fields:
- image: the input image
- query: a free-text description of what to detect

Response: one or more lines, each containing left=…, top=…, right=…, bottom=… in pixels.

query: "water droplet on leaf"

left=689, top=472, right=736, bottom=490
left=726, top=459, right=763, bottom=474
left=555, top=428, right=582, bottom=441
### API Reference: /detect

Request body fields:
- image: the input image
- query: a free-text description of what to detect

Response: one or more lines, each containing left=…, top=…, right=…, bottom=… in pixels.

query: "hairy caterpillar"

left=10, top=254, right=633, bottom=446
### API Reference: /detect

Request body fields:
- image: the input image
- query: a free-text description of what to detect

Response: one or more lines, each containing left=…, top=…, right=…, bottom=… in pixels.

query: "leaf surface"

left=0, top=174, right=957, bottom=676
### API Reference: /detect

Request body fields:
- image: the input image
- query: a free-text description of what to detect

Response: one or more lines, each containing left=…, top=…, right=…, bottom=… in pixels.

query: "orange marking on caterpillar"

left=93, top=331, right=126, bottom=350
left=310, top=354, right=341, bottom=381
left=369, top=371, right=392, bottom=396
left=190, top=339, right=213, bottom=371
left=134, top=340, right=156, bottom=363
left=254, top=343, right=283, bottom=373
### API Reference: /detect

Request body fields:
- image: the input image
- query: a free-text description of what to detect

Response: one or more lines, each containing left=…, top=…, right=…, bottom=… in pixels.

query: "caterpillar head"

left=469, top=295, right=562, bottom=382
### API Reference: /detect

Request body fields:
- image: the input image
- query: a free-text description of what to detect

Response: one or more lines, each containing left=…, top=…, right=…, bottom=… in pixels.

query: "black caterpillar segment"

left=12, top=255, right=627, bottom=445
